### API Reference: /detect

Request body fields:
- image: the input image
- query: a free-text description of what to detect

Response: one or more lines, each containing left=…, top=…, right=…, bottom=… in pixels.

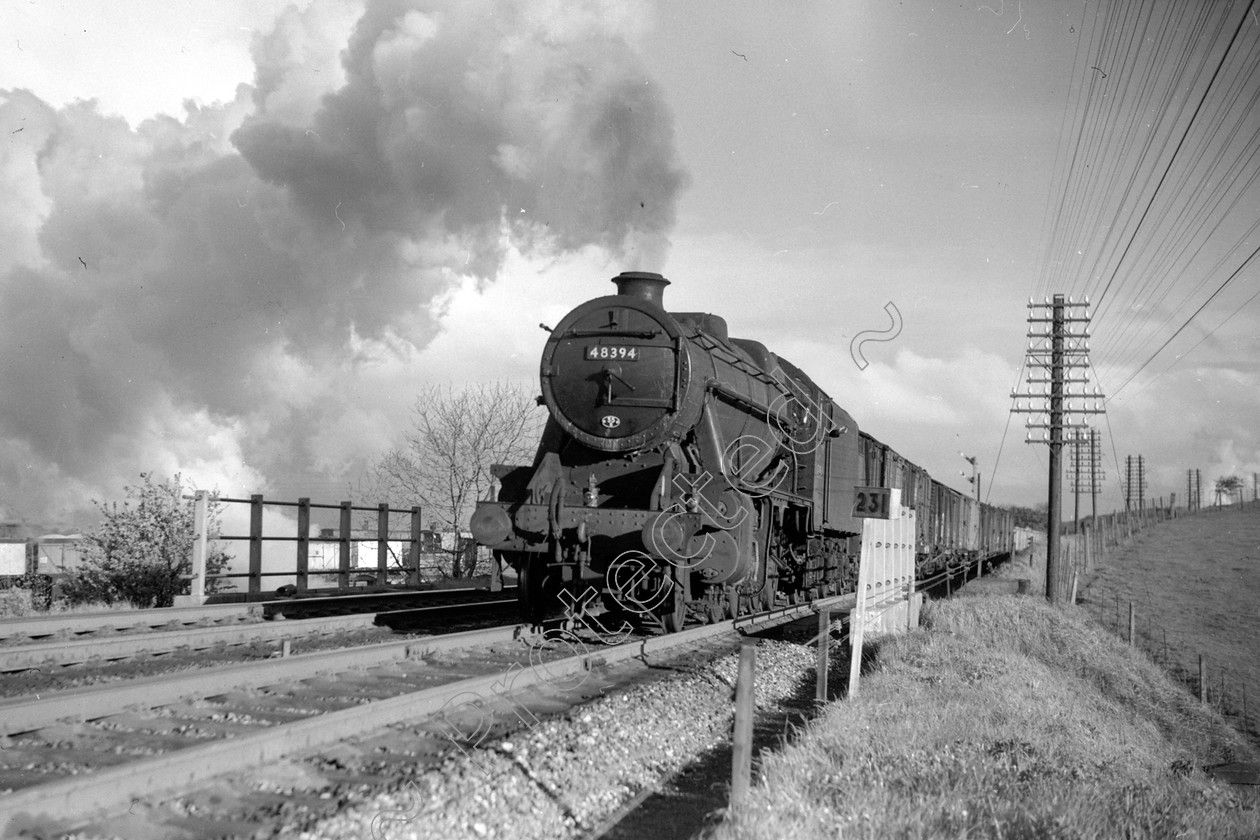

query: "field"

left=1079, top=504, right=1260, bottom=738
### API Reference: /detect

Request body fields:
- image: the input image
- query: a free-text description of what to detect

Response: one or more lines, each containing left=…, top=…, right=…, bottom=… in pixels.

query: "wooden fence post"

left=249, top=494, right=263, bottom=597
left=731, top=637, right=758, bottom=809
left=1128, top=602, right=1135, bottom=646
left=339, top=501, right=352, bottom=589
left=189, top=490, right=208, bottom=605
left=377, top=503, right=390, bottom=586
left=409, top=506, right=423, bottom=585
left=296, top=498, right=310, bottom=592
left=1200, top=655, right=1208, bottom=704
left=816, top=608, right=831, bottom=704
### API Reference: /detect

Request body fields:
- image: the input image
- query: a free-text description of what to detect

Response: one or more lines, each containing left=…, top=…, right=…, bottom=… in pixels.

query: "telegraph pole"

left=1072, top=429, right=1081, bottom=526
left=1090, top=428, right=1100, bottom=519
left=1141, top=456, right=1147, bottom=513
left=1012, top=294, right=1104, bottom=604
left=1067, top=427, right=1103, bottom=522
left=1128, top=455, right=1139, bottom=508
left=1044, top=295, right=1065, bottom=602
left=1125, top=455, right=1147, bottom=515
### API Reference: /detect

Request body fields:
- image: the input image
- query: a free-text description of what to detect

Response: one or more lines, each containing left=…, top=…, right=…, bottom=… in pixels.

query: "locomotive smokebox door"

left=540, top=273, right=698, bottom=454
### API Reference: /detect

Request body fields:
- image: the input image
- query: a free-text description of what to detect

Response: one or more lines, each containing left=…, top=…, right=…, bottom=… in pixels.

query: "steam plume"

left=0, top=0, right=686, bottom=525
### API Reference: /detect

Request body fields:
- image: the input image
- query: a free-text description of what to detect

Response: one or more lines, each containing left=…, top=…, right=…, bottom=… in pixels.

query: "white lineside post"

left=906, top=569, right=916, bottom=633
left=189, top=490, right=208, bottom=606
left=848, top=489, right=916, bottom=698
left=847, top=507, right=874, bottom=699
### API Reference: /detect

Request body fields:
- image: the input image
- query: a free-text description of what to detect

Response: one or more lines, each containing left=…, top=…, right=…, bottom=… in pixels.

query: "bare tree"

left=365, top=382, right=543, bottom=578
left=1214, top=474, right=1243, bottom=507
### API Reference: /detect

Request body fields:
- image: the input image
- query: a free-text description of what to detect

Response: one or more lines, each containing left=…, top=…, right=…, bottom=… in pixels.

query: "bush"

left=62, top=473, right=231, bottom=609
left=0, top=588, right=34, bottom=618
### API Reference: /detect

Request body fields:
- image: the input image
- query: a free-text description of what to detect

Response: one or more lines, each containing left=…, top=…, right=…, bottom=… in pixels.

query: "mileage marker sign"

left=852, top=486, right=891, bottom=520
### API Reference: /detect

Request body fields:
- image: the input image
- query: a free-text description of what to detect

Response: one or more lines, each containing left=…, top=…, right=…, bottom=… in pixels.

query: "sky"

left=2, top=0, right=1258, bottom=537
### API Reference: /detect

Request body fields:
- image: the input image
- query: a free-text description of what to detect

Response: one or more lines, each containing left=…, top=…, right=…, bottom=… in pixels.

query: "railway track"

left=0, top=586, right=517, bottom=644
left=0, top=603, right=262, bottom=643
left=0, top=594, right=852, bottom=836
left=0, top=599, right=518, bottom=673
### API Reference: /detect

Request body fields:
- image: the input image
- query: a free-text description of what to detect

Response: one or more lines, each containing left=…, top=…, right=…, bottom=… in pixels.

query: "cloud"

left=0, top=0, right=686, bottom=526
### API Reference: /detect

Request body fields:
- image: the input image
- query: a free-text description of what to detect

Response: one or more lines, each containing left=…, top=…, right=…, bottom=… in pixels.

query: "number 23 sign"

left=852, top=486, right=891, bottom=519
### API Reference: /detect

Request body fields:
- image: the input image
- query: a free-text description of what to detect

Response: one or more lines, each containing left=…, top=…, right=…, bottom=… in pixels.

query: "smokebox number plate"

left=586, top=345, right=640, bottom=361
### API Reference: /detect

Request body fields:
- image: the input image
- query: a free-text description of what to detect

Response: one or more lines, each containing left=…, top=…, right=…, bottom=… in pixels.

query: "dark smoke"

left=0, top=0, right=686, bottom=526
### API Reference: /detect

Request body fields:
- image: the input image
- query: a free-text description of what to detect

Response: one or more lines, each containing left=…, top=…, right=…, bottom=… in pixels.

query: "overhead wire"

left=1121, top=285, right=1260, bottom=403
left=990, top=2, right=1097, bottom=496
left=1005, top=0, right=1259, bottom=512
left=1091, top=1, right=1255, bottom=339
left=1107, top=237, right=1260, bottom=402
left=1095, top=7, right=1260, bottom=366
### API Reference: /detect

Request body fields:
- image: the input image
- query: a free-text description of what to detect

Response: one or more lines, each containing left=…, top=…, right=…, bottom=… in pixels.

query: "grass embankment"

left=711, top=595, right=1260, bottom=839
left=0, top=593, right=140, bottom=619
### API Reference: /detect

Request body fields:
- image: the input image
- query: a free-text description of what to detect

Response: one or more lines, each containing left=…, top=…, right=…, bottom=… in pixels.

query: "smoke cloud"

left=0, top=0, right=686, bottom=526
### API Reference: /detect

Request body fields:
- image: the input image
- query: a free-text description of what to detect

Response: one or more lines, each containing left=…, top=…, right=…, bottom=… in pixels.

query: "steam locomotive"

left=470, top=272, right=1013, bottom=631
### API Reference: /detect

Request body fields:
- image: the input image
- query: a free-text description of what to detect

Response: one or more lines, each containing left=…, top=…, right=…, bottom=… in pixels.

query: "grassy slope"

left=1079, top=505, right=1260, bottom=731
left=709, top=595, right=1260, bottom=839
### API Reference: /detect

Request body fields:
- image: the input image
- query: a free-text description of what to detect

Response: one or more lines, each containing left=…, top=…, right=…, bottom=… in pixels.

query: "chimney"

left=612, top=271, right=669, bottom=308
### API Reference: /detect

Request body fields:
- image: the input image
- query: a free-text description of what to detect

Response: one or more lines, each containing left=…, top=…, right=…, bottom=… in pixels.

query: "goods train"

left=470, top=272, right=1013, bottom=630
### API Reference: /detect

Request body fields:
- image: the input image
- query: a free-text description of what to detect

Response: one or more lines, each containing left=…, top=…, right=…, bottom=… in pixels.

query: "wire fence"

left=1068, top=500, right=1260, bottom=748
left=1080, top=591, right=1259, bottom=746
